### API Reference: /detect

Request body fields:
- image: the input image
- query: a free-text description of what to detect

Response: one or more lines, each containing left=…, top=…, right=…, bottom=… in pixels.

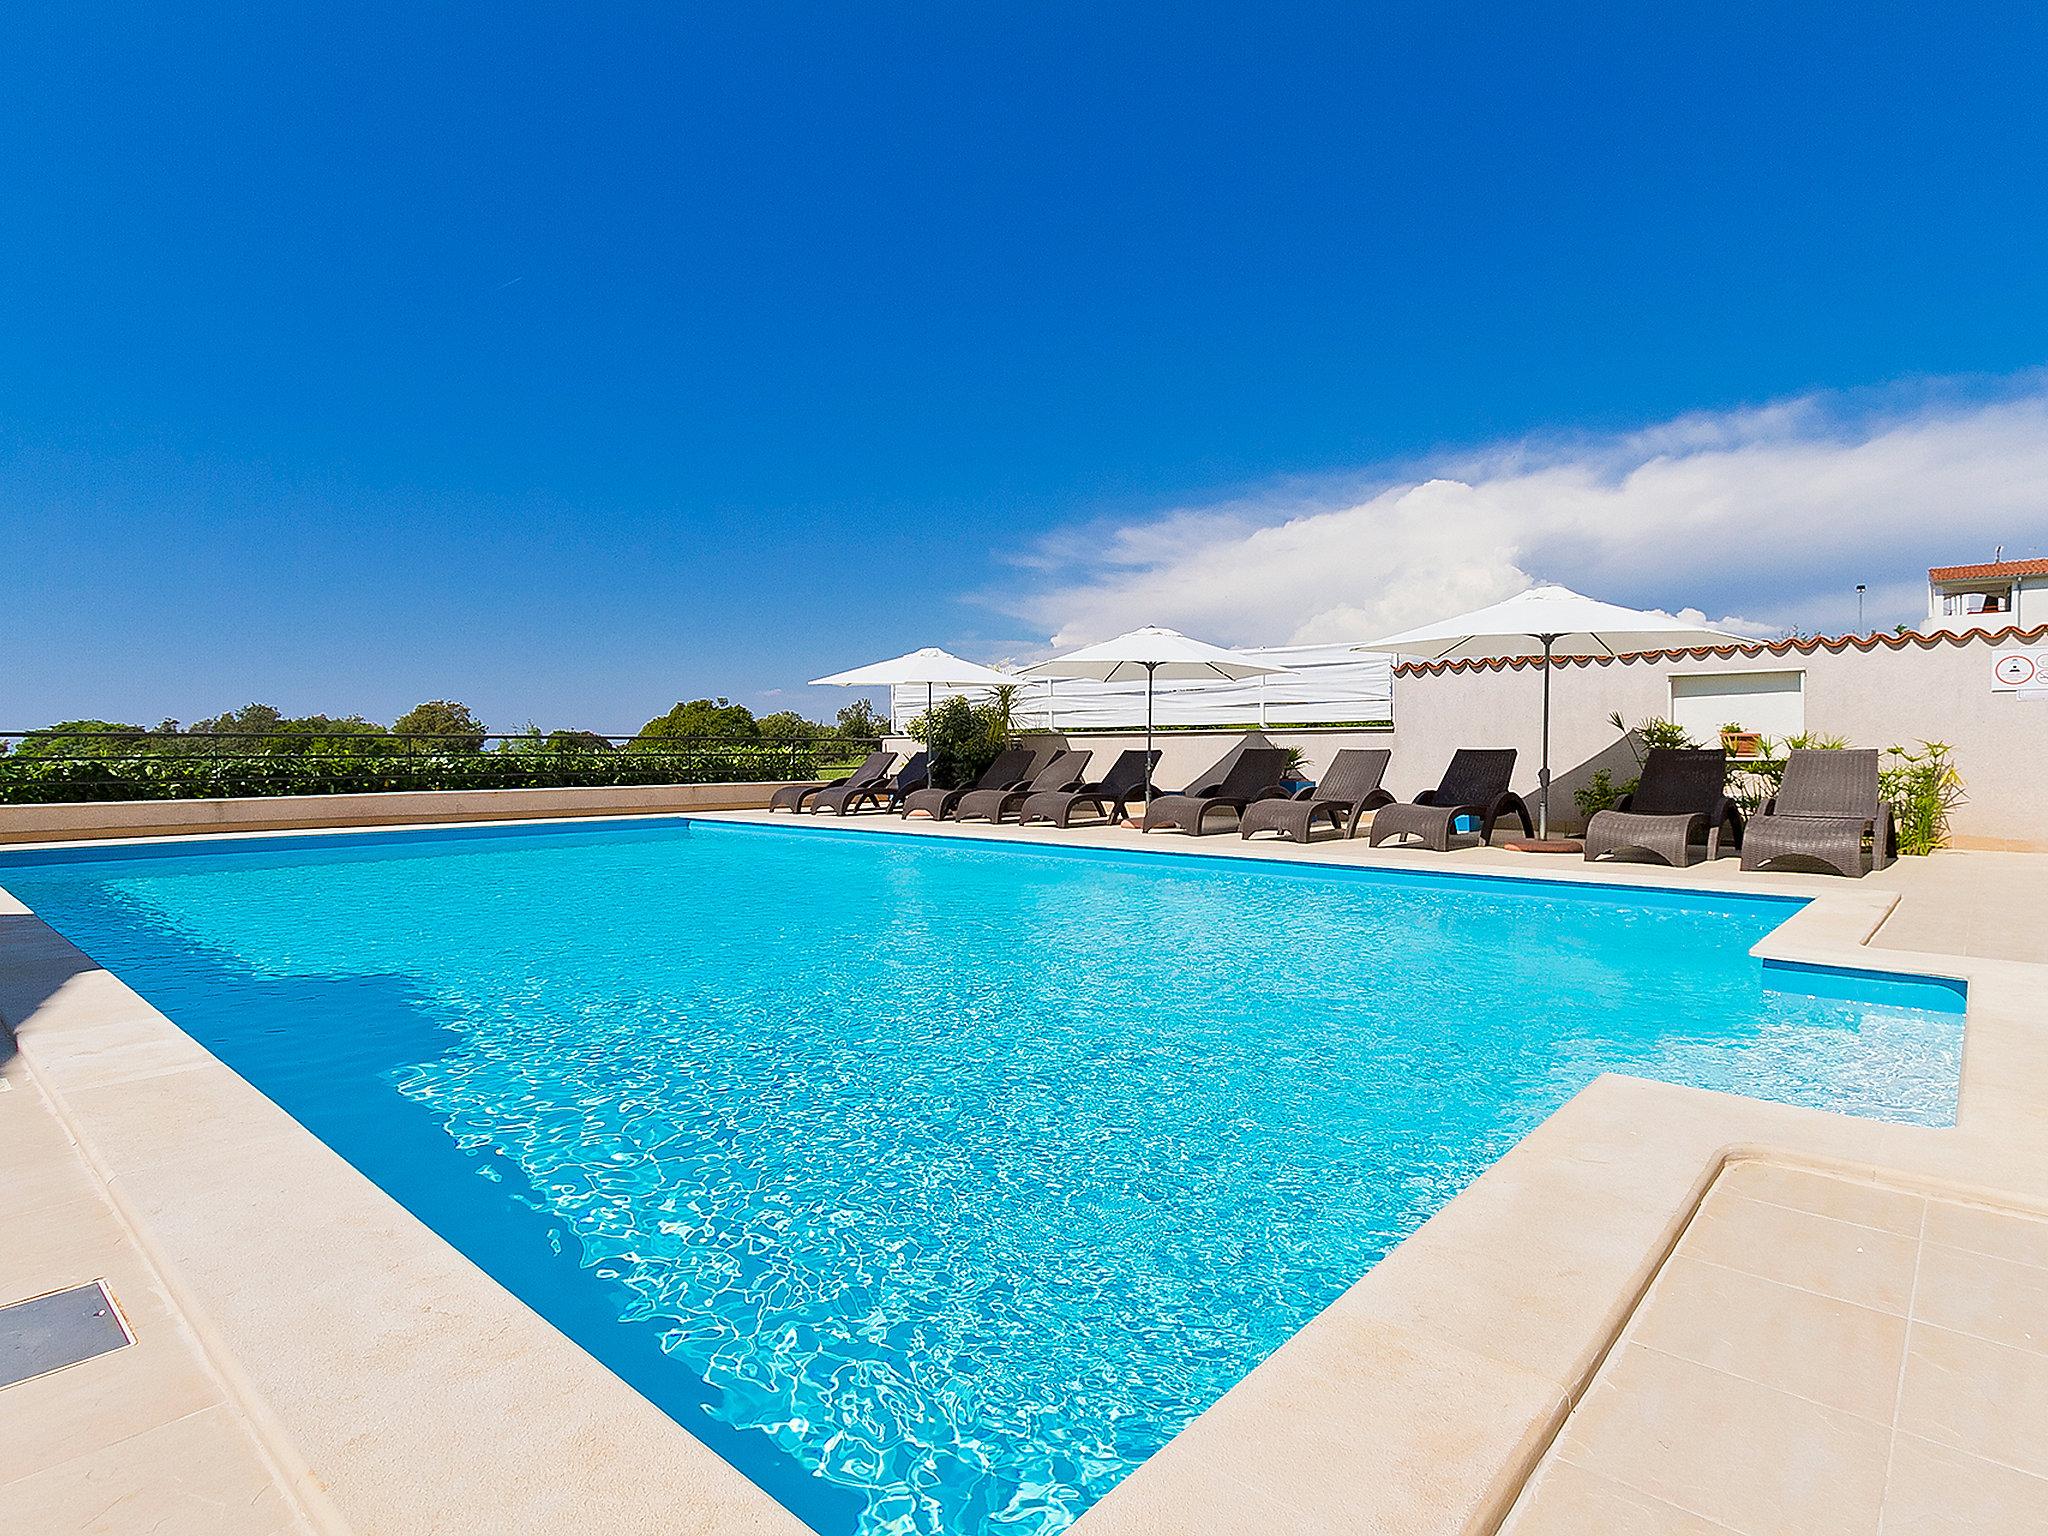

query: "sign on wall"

left=1991, top=650, right=2048, bottom=695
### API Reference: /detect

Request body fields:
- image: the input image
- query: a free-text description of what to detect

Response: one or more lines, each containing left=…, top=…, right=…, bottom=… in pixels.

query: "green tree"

left=499, top=724, right=613, bottom=755
left=834, top=699, right=890, bottom=742
left=190, top=703, right=289, bottom=736
left=757, top=710, right=824, bottom=742
left=635, top=698, right=758, bottom=743
left=10, top=720, right=151, bottom=758
left=188, top=703, right=387, bottom=748
left=393, top=700, right=487, bottom=752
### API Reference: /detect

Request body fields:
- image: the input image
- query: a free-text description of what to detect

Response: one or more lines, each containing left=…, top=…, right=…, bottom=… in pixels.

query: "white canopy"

left=1354, top=585, right=1739, bottom=661
left=1019, top=625, right=1295, bottom=683
left=810, top=646, right=1014, bottom=688
left=811, top=646, right=1014, bottom=736
left=1357, top=586, right=1740, bottom=839
left=1021, top=626, right=1294, bottom=805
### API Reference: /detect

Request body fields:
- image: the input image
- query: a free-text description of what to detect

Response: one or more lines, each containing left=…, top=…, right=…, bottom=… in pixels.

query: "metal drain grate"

left=1, top=1281, right=131, bottom=1388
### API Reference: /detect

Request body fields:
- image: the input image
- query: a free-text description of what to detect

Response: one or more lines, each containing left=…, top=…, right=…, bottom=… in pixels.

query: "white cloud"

left=994, top=373, right=2048, bottom=649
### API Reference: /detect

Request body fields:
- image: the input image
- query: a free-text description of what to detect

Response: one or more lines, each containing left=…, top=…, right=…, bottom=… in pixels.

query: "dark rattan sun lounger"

left=1367, top=749, right=1532, bottom=851
left=899, top=747, right=1047, bottom=821
left=1141, top=747, right=1292, bottom=836
left=814, top=750, right=928, bottom=815
left=1238, top=748, right=1393, bottom=843
left=1583, top=748, right=1742, bottom=868
left=1016, top=749, right=1160, bottom=828
left=950, top=749, right=1092, bottom=824
left=1739, top=748, right=1893, bottom=877
left=770, top=749, right=895, bottom=814
left=1112, top=739, right=1250, bottom=831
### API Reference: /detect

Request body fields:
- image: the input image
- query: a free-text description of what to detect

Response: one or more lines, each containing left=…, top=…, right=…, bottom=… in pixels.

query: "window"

left=1669, top=670, right=1805, bottom=744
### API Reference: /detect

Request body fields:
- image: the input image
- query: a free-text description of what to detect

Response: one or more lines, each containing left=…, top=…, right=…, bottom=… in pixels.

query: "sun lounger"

left=1367, top=749, right=1532, bottom=851
left=1140, top=746, right=1293, bottom=836
left=1238, top=748, right=1393, bottom=843
left=1583, top=748, right=1741, bottom=868
left=1739, top=749, right=1893, bottom=877
left=769, top=749, right=895, bottom=814
left=1016, top=749, right=1160, bottom=828
left=814, top=750, right=928, bottom=815
left=949, top=750, right=1092, bottom=824
left=898, top=748, right=1048, bottom=821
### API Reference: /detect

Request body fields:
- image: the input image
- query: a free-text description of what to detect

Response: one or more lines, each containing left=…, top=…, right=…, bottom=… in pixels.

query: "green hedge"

left=0, top=743, right=837, bottom=804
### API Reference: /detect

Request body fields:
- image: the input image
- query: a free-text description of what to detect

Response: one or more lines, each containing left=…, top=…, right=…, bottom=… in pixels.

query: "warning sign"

left=1991, top=651, right=2047, bottom=691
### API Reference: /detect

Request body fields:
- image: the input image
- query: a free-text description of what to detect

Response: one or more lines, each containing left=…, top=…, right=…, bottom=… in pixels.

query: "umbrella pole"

left=1143, top=662, right=1158, bottom=807
left=1538, top=635, right=1555, bottom=839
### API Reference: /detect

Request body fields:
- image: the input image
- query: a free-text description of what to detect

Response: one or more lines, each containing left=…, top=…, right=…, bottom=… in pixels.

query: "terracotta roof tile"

left=1391, top=622, right=2048, bottom=675
left=1928, top=558, right=2048, bottom=582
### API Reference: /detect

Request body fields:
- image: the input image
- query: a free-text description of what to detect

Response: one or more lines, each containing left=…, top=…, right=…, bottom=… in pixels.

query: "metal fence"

left=0, top=730, right=882, bottom=804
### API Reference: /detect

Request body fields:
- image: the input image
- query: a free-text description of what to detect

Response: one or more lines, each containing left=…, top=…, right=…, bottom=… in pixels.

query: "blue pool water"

left=0, top=819, right=1963, bottom=1536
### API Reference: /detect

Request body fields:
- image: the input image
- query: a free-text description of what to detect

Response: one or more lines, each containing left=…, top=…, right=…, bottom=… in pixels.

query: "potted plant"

left=1719, top=721, right=1763, bottom=759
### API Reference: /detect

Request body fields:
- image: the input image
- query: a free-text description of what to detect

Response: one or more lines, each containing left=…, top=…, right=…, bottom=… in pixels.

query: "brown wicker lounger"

left=899, top=748, right=1048, bottom=821
left=1141, top=747, right=1293, bottom=836
left=769, top=749, right=895, bottom=814
left=1583, top=748, right=1741, bottom=868
left=1739, top=749, right=1894, bottom=878
left=1367, top=749, right=1532, bottom=851
left=1239, top=748, right=1393, bottom=843
left=1016, top=749, right=1160, bottom=828
left=949, top=749, right=1092, bottom=823
left=814, top=750, right=928, bottom=815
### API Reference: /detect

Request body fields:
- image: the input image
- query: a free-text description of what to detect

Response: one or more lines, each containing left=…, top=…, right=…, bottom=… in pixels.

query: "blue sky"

left=5, top=5, right=2046, bottom=732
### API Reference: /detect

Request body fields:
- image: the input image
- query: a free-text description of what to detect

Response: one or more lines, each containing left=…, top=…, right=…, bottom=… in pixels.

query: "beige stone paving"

left=1501, top=1161, right=2048, bottom=1535
left=5, top=813, right=2048, bottom=1535
left=0, top=1056, right=319, bottom=1536
left=1866, top=849, right=2048, bottom=965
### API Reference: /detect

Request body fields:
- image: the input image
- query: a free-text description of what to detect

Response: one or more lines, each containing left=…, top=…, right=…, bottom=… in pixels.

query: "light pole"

left=1856, top=584, right=1867, bottom=633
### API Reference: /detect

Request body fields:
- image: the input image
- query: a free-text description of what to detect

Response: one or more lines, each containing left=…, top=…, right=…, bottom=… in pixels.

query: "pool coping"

left=1, top=812, right=2043, bottom=1536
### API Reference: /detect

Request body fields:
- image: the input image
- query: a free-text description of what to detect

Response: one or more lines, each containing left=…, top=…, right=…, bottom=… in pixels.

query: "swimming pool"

left=0, top=819, right=1963, bottom=1536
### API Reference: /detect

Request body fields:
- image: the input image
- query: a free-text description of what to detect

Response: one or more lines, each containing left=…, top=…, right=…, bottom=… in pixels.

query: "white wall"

left=1389, top=629, right=2048, bottom=848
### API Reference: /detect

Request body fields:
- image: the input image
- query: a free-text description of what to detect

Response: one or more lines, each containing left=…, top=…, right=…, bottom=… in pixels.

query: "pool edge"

left=3, top=827, right=2045, bottom=1536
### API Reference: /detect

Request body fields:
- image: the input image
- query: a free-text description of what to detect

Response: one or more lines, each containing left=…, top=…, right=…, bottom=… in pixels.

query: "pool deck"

left=3, top=809, right=2047, bottom=1535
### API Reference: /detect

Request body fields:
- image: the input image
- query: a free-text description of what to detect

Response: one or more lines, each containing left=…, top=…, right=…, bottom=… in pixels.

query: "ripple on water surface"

left=0, top=822, right=1964, bottom=1536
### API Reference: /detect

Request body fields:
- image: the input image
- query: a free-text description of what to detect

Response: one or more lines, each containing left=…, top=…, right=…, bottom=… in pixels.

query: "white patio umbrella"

left=1356, top=586, right=1741, bottom=839
left=809, top=646, right=1014, bottom=734
left=1020, top=625, right=1295, bottom=804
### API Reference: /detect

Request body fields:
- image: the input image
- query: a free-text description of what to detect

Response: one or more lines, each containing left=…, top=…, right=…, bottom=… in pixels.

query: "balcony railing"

left=0, top=730, right=881, bottom=805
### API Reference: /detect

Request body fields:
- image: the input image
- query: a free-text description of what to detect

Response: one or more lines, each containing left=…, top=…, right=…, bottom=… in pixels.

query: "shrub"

left=1604, top=711, right=1701, bottom=763
left=907, top=696, right=1007, bottom=788
left=1574, top=767, right=1626, bottom=819
left=1882, top=741, right=1966, bottom=857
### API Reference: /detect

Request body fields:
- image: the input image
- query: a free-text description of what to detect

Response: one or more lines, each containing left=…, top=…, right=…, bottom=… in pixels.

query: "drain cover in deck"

left=0, top=1281, right=131, bottom=1387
